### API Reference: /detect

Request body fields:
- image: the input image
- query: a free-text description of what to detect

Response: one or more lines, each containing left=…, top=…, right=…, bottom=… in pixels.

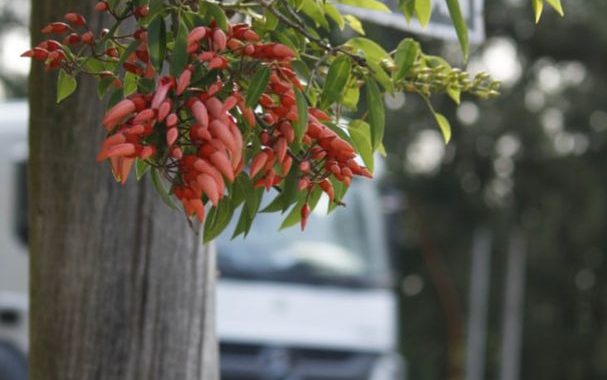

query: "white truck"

left=0, top=100, right=404, bottom=379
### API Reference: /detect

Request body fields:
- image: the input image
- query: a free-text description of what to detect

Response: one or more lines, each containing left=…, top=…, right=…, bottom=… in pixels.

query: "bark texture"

left=28, top=1, right=218, bottom=379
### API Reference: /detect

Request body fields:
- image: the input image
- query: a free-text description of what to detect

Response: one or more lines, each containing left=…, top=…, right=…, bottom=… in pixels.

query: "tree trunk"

left=28, top=1, right=218, bottom=379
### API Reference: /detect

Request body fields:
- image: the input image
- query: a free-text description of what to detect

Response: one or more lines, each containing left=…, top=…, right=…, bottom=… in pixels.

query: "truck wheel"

left=0, top=342, right=27, bottom=380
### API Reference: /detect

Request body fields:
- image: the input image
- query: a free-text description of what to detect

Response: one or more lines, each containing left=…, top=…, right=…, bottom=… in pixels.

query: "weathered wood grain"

left=28, top=1, right=218, bottom=379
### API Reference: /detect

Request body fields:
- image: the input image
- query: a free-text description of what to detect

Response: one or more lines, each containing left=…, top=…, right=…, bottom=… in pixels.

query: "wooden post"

left=28, top=1, right=218, bottom=379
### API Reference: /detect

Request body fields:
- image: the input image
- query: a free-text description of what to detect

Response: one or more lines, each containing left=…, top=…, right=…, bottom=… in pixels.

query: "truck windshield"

left=217, top=180, right=391, bottom=288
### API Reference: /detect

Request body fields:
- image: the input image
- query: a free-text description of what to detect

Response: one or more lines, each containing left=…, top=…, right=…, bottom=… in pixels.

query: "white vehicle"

left=0, top=100, right=404, bottom=379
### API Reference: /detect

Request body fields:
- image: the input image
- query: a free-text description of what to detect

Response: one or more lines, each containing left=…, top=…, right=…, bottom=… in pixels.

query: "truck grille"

left=220, top=342, right=376, bottom=380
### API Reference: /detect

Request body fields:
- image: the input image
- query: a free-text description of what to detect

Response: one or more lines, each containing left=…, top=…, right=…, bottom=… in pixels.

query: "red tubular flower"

left=132, top=108, right=156, bottom=124
left=209, top=151, right=234, bottom=182
left=166, top=113, right=178, bottom=128
left=95, top=1, right=109, bottom=12
left=187, top=26, right=207, bottom=45
left=134, top=6, right=149, bottom=18
left=119, top=157, right=135, bottom=185
left=63, top=33, right=81, bottom=45
left=166, top=127, right=179, bottom=146
left=157, top=100, right=172, bottom=122
left=151, top=76, right=174, bottom=109
left=38, top=40, right=63, bottom=51
left=190, top=199, right=205, bottom=222
left=194, top=159, right=225, bottom=195
left=22, top=47, right=49, bottom=60
left=209, top=120, right=237, bottom=154
left=212, top=29, right=227, bottom=51
left=106, top=143, right=136, bottom=158
left=249, top=151, right=269, bottom=178
left=64, top=12, right=86, bottom=26
left=197, top=173, right=220, bottom=206
left=191, top=101, right=209, bottom=128
left=41, top=22, right=70, bottom=34
left=300, top=203, right=310, bottom=231
left=176, top=68, right=192, bottom=96
left=272, top=44, right=295, bottom=59
left=81, top=31, right=94, bottom=44
left=102, top=99, right=136, bottom=131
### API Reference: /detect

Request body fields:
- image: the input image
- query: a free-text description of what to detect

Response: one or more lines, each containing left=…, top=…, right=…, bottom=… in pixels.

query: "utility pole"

left=465, top=227, right=492, bottom=380
left=499, top=229, right=527, bottom=380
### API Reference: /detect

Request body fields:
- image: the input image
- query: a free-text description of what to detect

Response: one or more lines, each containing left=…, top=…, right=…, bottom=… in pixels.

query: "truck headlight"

left=369, top=353, right=405, bottom=380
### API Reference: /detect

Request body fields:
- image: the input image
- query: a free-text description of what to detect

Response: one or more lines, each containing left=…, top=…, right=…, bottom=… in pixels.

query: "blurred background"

left=1, top=0, right=607, bottom=379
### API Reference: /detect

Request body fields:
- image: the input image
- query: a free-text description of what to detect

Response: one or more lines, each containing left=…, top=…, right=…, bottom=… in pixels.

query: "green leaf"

left=338, top=0, right=390, bottom=12
left=117, top=40, right=140, bottom=72
left=199, top=1, right=228, bottom=30
left=344, top=14, right=365, bottom=35
left=415, top=0, right=432, bottom=27
left=82, top=57, right=104, bottom=73
left=445, top=0, right=469, bottom=61
left=264, top=10, right=279, bottom=30
left=231, top=174, right=263, bottom=227
left=279, top=187, right=323, bottom=230
left=324, top=2, right=345, bottom=29
left=137, top=78, right=156, bottom=93
left=272, top=29, right=304, bottom=56
left=365, top=79, right=385, bottom=149
left=345, top=38, right=394, bottom=91
left=545, top=0, right=564, bottom=16
left=135, top=158, right=150, bottom=180
left=291, top=60, right=311, bottom=80
left=293, top=89, right=308, bottom=144
left=149, top=0, right=166, bottom=16
left=368, top=60, right=393, bottom=92
left=320, top=55, right=352, bottom=109
left=325, top=121, right=355, bottom=144
left=345, top=37, right=390, bottom=65
left=232, top=206, right=254, bottom=239
left=300, top=0, right=329, bottom=29
left=279, top=197, right=306, bottom=230
left=434, top=112, right=451, bottom=143
left=97, top=77, right=114, bottom=99
left=348, top=119, right=374, bottom=172
left=393, top=38, right=419, bottom=81
left=123, top=72, right=139, bottom=97
left=203, top=198, right=234, bottom=243
left=532, top=0, right=543, bottom=23
left=378, top=143, right=387, bottom=156
left=342, top=82, right=360, bottom=110
left=107, top=88, right=124, bottom=108
left=170, top=19, right=189, bottom=76
left=327, top=177, right=346, bottom=213
left=57, top=70, right=77, bottom=103
left=399, top=0, right=415, bottom=22
left=150, top=168, right=178, bottom=210
left=262, top=168, right=300, bottom=213
left=424, top=54, right=452, bottom=69
left=447, top=86, right=461, bottom=104
left=246, top=67, right=271, bottom=108
left=147, top=14, right=167, bottom=72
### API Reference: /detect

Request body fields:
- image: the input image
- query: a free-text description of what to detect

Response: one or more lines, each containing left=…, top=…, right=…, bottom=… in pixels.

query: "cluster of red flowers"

left=23, top=6, right=372, bottom=230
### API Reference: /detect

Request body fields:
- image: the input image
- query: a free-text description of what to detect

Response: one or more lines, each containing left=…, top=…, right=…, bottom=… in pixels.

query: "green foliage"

left=32, top=0, right=559, bottom=239
left=56, top=69, right=77, bottom=103
left=534, top=0, right=564, bottom=22
left=320, top=55, right=352, bottom=109
left=245, top=67, right=271, bottom=108
left=147, top=14, right=167, bottom=72
left=170, top=19, right=189, bottom=76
